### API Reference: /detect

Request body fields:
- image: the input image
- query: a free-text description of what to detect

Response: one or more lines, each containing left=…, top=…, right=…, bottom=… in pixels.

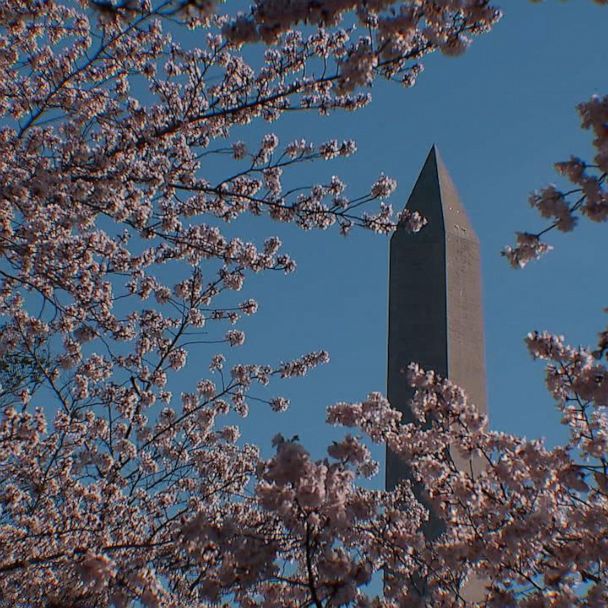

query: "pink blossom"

left=10, top=1, right=608, bottom=606
left=226, top=329, right=245, bottom=346
left=370, top=173, right=397, bottom=199
left=503, top=232, right=554, bottom=268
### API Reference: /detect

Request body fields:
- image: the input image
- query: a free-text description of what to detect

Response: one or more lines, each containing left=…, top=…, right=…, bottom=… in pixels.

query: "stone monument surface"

left=386, top=145, right=487, bottom=491
left=385, top=145, right=488, bottom=599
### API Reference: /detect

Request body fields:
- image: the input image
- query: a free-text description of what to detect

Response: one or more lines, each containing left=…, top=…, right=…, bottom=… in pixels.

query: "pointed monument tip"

left=426, top=144, right=445, bottom=170
left=402, top=146, right=478, bottom=240
left=421, top=144, right=441, bottom=176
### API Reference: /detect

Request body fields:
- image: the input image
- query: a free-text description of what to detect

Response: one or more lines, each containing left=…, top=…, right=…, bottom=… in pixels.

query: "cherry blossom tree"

left=1, top=1, right=606, bottom=607
left=503, top=94, right=608, bottom=271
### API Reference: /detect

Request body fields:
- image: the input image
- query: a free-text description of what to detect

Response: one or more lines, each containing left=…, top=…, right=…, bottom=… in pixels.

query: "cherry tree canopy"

left=0, top=1, right=606, bottom=607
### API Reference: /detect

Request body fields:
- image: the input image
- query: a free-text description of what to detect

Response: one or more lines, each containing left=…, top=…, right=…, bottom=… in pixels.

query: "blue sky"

left=195, top=1, right=608, bottom=474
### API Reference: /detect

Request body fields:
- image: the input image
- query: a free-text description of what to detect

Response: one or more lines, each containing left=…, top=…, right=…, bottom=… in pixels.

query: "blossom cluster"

left=327, top=364, right=608, bottom=606
left=0, top=0, right=503, bottom=604
left=504, top=94, right=608, bottom=268
left=13, top=1, right=608, bottom=607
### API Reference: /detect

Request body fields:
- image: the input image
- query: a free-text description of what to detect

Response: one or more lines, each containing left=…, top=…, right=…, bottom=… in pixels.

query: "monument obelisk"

left=386, top=145, right=487, bottom=494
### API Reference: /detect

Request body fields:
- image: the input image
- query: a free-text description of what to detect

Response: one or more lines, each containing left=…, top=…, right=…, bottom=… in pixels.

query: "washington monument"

left=386, top=144, right=487, bottom=492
